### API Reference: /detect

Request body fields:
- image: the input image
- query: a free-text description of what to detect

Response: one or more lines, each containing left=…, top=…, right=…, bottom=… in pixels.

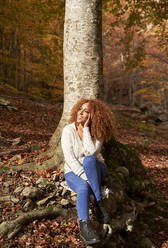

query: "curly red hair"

left=69, top=99, right=116, bottom=142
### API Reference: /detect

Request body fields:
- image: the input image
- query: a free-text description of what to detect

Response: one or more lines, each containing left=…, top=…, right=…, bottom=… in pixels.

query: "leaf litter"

left=0, top=97, right=168, bottom=247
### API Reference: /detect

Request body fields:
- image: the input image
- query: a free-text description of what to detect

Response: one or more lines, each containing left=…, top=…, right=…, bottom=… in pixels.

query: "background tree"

left=0, top=0, right=64, bottom=100
left=1, top=0, right=168, bottom=110
left=103, top=0, right=168, bottom=112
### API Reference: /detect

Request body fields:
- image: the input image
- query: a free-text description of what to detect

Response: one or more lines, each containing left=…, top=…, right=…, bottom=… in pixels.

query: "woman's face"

left=76, top=102, right=90, bottom=125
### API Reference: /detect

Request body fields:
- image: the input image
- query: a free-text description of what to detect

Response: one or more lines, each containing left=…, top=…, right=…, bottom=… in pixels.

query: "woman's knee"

left=83, top=155, right=96, bottom=168
left=77, top=181, right=90, bottom=194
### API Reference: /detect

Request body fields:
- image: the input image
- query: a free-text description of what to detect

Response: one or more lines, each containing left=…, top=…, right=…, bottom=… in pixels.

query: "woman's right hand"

left=84, top=113, right=91, bottom=128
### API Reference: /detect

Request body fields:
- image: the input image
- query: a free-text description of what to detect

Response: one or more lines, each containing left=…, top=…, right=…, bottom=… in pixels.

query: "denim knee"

left=77, top=181, right=90, bottom=191
left=77, top=183, right=90, bottom=196
left=83, top=155, right=96, bottom=168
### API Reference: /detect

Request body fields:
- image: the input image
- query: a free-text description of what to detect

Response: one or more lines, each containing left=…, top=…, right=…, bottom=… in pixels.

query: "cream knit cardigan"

left=61, top=122, right=104, bottom=181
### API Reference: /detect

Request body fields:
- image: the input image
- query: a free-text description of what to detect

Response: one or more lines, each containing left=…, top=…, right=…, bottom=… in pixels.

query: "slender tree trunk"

left=165, top=88, right=168, bottom=112
left=0, top=33, right=4, bottom=79
left=19, top=46, right=24, bottom=91
left=23, top=49, right=28, bottom=92
left=131, top=79, right=136, bottom=106
left=49, top=0, right=103, bottom=148
left=14, top=30, right=19, bottom=90
left=2, top=35, right=8, bottom=82
left=7, top=33, right=13, bottom=84
left=29, top=48, right=33, bottom=93
left=129, top=80, right=132, bottom=106
left=119, top=79, right=123, bottom=105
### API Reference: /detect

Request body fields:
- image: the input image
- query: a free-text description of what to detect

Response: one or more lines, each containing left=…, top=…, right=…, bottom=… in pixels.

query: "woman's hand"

left=84, top=113, right=91, bottom=128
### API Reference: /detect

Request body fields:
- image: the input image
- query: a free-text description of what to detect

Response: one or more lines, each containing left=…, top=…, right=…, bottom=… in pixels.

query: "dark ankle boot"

left=79, top=220, right=100, bottom=245
left=96, top=200, right=110, bottom=224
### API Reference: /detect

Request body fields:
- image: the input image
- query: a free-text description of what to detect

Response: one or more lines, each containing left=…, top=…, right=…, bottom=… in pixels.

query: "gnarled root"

left=0, top=206, right=67, bottom=239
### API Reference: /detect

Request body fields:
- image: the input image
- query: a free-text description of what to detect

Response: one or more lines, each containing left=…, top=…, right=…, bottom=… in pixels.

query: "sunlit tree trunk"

left=50, top=0, right=103, bottom=145
left=43, top=0, right=103, bottom=168
left=62, top=0, right=103, bottom=114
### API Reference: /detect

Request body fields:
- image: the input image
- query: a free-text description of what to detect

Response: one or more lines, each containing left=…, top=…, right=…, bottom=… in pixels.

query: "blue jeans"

left=65, top=155, right=106, bottom=221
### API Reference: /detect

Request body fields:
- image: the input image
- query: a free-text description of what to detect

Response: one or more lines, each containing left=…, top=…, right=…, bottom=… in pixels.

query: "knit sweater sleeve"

left=61, top=125, right=85, bottom=177
left=83, top=127, right=103, bottom=156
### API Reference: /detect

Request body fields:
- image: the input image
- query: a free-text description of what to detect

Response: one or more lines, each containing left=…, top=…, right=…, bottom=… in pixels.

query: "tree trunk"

left=23, top=48, right=28, bottom=92
left=43, top=0, right=103, bottom=169
left=165, top=88, right=168, bottom=112
left=14, top=29, right=19, bottom=90
left=0, top=33, right=4, bottom=80
left=2, top=34, right=8, bottom=83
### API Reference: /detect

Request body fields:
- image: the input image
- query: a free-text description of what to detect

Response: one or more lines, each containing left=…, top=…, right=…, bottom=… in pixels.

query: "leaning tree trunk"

left=42, top=0, right=104, bottom=169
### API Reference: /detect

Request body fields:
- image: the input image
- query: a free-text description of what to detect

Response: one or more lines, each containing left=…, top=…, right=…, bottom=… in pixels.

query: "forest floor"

left=0, top=89, right=168, bottom=248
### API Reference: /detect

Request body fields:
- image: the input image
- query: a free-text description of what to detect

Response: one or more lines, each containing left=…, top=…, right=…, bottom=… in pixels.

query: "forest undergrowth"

left=0, top=91, right=168, bottom=248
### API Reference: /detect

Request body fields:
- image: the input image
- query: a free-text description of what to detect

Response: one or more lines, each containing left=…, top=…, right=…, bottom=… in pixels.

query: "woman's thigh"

left=83, top=155, right=107, bottom=184
left=97, top=159, right=107, bottom=180
left=65, top=171, right=90, bottom=193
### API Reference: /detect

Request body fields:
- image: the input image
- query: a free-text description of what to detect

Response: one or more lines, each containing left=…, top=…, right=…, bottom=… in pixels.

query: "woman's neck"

left=75, top=123, right=83, bottom=140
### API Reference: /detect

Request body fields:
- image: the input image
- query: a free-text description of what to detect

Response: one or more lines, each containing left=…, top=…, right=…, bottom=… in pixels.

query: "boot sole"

left=80, top=234, right=100, bottom=245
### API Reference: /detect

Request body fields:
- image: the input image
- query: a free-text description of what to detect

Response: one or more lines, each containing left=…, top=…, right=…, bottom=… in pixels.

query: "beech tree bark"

left=44, top=0, right=104, bottom=169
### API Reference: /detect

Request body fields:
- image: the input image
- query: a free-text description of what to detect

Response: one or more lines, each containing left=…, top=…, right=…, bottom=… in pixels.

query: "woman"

left=61, top=98, right=115, bottom=245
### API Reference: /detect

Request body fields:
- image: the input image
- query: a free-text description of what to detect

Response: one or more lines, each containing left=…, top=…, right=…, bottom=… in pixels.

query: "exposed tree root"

left=10, top=143, right=64, bottom=171
left=0, top=206, right=67, bottom=239
left=0, top=147, right=30, bottom=157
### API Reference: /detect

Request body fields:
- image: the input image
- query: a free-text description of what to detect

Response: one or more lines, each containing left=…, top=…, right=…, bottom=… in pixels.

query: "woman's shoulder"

left=62, top=122, right=76, bottom=132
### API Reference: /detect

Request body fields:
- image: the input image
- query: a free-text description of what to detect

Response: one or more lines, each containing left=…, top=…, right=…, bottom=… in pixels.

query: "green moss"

left=136, top=122, right=150, bottom=132
left=47, top=206, right=54, bottom=212
left=102, top=137, right=158, bottom=200
left=117, top=119, right=134, bottom=130
left=117, top=117, right=155, bottom=134
left=102, top=137, right=146, bottom=177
